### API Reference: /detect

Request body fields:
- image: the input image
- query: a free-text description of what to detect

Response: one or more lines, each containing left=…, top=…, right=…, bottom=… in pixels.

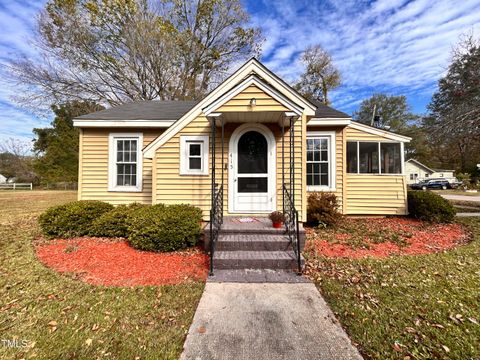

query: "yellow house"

left=74, top=58, right=412, bottom=272
left=74, top=58, right=411, bottom=222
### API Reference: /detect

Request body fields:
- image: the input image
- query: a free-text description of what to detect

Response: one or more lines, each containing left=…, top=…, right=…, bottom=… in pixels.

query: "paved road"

left=181, top=281, right=362, bottom=360
left=441, top=194, right=480, bottom=202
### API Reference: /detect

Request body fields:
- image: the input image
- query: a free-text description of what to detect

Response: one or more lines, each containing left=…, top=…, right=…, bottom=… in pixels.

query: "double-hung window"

left=109, top=133, right=143, bottom=191
left=347, top=141, right=403, bottom=174
left=306, top=132, right=336, bottom=191
left=180, top=135, right=209, bottom=175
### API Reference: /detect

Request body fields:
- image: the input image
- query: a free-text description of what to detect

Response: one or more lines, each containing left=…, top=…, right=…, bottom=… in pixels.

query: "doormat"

left=234, top=217, right=260, bottom=223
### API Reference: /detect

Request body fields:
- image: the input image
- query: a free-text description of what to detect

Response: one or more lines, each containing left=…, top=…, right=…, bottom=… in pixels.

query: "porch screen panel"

left=381, top=143, right=401, bottom=174
left=346, top=142, right=358, bottom=173
left=359, top=142, right=379, bottom=174
left=306, top=138, right=329, bottom=186
left=116, top=139, right=138, bottom=186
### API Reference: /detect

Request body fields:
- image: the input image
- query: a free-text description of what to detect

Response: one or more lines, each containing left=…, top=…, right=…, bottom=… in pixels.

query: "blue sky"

left=1, top=0, right=480, bottom=144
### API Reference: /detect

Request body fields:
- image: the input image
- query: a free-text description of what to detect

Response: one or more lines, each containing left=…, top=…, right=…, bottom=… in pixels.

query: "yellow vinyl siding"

left=79, top=128, right=163, bottom=205
left=305, top=126, right=345, bottom=213
left=217, top=85, right=289, bottom=112
left=344, top=126, right=408, bottom=215
left=155, top=118, right=305, bottom=221
left=155, top=85, right=305, bottom=221
left=345, top=175, right=407, bottom=215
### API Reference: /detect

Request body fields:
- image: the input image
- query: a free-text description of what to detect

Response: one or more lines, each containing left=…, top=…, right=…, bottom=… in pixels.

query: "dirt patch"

left=305, top=218, right=470, bottom=259
left=36, top=238, right=209, bottom=286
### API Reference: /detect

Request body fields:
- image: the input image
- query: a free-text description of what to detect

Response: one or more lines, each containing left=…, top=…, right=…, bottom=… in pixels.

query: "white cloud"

left=248, top=0, right=480, bottom=113
left=0, top=0, right=480, bottom=141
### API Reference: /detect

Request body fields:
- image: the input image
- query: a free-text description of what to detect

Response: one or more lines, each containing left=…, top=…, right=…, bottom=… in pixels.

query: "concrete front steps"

left=210, top=217, right=306, bottom=271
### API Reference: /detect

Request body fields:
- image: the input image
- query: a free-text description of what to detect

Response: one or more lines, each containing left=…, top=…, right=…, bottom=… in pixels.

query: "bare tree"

left=7, top=0, right=262, bottom=110
left=295, top=45, right=341, bottom=105
left=0, top=138, right=35, bottom=182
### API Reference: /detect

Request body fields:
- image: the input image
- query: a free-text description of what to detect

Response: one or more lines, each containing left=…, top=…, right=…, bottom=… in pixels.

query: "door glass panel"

left=238, top=177, right=268, bottom=193
left=237, top=131, right=267, bottom=174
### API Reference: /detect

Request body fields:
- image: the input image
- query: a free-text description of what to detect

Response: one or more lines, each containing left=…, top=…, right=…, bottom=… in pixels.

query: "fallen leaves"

left=305, top=218, right=469, bottom=259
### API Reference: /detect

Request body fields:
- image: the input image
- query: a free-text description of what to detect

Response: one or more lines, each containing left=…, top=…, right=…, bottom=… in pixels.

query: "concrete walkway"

left=441, top=194, right=480, bottom=202
left=181, top=281, right=362, bottom=360
left=456, top=213, right=480, bottom=217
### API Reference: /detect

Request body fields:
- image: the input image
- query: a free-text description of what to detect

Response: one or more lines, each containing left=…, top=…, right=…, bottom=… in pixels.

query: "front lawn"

left=0, top=191, right=204, bottom=359
left=449, top=200, right=480, bottom=213
left=305, top=217, right=480, bottom=359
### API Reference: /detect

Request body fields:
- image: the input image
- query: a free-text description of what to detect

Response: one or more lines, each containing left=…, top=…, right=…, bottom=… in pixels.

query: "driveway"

left=441, top=194, right=480, bottom=202
left=181, top=281, right=362, bottom=360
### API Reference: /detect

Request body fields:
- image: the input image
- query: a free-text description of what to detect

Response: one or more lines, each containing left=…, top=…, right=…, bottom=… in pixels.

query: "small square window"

left=180, top=136, right=209, bottom=175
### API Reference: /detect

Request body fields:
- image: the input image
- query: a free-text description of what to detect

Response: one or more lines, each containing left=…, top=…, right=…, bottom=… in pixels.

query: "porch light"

left=250, top=98, right=256, bottom=107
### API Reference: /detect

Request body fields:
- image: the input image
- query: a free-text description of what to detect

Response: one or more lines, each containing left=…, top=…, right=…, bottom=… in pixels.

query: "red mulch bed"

left=35, top=238, right=209, bottom=286
left=305, top=218, right=469, bottom=259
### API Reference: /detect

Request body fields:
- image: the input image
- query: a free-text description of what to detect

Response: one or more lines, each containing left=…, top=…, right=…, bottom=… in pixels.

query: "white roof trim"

left=73, top=119, right=175, bottom=128
left=203, top=75, right=303, bottom=116
left=349, top=121, right=411, bottom=142
left=143, top=58, right=316, bottom=158
left=308, top=118, right=351, bottom=126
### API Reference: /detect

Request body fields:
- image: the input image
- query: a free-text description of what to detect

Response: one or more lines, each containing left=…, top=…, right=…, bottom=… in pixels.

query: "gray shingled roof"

left=75, top=100, right=198, bottom=120
left=75, top=98, right=349, bottom=121
left=311, top=100, right=351, bottom=118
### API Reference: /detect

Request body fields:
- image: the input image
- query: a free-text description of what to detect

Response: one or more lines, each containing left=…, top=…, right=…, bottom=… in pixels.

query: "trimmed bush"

left=127, top=204, right=203, bottom=252
left=89, top=203, right=146, bottom=238
left=407, top=190, right=456, bottom=223
left=307, top=192, right=342, bottom=227
left=39, top=201, right=114, bottom=238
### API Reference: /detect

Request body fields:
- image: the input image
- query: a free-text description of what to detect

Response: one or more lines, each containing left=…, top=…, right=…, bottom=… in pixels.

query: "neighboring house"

left=0, top=174, right=6, bottom=184
left=406, top=159, right=455, bottom=184
left=73, top=58, right=411, bottom=220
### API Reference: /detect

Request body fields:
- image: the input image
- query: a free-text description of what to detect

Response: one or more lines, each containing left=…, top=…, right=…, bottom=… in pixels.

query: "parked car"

left=410, top=179, right=453, bottom=190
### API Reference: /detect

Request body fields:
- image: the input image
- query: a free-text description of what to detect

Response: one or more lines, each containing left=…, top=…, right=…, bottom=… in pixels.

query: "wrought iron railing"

left=209, top=185, right=223, bottom=275
left=283, top=184, right=301, bottom=273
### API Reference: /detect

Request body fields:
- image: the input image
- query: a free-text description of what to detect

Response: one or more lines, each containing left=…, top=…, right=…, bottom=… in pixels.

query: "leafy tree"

left=33, top=101, right=102, bottom=182
left=8, top=0, right=261, bottom=110
left=425, top=35, right=480, bottom=172
left=402, top=125, right=432, bottom=163
left=295, top=45, right=341, bottom=105
left=353, top=94, right=419, bottom=132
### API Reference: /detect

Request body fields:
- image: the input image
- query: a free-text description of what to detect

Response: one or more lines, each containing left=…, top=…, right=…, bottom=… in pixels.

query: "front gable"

left=143, top=58, right=316, bottom=158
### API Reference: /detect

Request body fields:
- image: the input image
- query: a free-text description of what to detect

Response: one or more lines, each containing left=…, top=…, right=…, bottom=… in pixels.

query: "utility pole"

left=370, top=104, right=377, bottom=126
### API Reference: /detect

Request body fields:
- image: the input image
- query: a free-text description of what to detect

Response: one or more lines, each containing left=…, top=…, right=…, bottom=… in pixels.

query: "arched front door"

left=229, top=124, right=276, bottom=213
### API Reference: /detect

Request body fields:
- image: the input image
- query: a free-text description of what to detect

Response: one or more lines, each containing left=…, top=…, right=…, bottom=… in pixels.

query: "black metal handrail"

left=283, top=184, right=301, bottom=273
left=209, top=184, right=223, bottom=275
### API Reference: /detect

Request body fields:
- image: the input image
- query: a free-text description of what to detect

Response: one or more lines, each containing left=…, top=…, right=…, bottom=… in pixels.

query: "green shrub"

left=307, top=192, right=342, bottom=227
left=407, top=190, right=456, bottom=223
left=39, top=201, right=114, bottom=238
left=89, top=203, right=146, bottom=238
left=127, top=204, right=203, bottom=252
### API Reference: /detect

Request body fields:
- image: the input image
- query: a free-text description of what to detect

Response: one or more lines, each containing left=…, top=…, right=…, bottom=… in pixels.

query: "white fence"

left=0, top=183, right=33, bottom=190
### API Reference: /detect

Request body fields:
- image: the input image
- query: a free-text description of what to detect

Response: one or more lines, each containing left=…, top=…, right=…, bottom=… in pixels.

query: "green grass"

left=0, top=191, right=204, bottom=359
left=449, top=200, right=480, bottom=213
left=305, top=217, right=480, bottom=359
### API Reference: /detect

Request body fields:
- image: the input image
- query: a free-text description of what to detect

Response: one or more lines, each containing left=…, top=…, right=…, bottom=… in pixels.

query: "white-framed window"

left=347, top=141, right=403, bottom=175
left=108, top=133, right=143, bottom=192
left=306, top=132, right=336, bottom=191
left=180, top=135, right=209, bottom=175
